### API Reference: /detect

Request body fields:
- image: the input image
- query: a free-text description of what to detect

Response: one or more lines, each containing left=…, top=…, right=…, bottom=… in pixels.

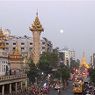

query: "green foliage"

left=90, top=69, right=95, bottom=84
left=27, top=59, right=38, bottom=84
left=38, top=52, right=59, bottom=73
left=60, top=65, right=70, bottom=81
left=53, top=70, right=60, bottom=80
left=70, top=58, right=80, bottom=73
left=41, top=52, right=58, bottom=66
left=53, top=65, right=70, bottom=82
left=27, top=52, right=59, bottom=83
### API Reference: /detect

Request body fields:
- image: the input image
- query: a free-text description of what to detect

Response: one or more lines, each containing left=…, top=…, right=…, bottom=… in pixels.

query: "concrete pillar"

left=21, top=82, right=22, bottom=90
left=25, top=80, right=27, bottom=90
left=9, top=84, right=12, bottom=94
left=2, top=85, right=4, bottom=95
left=15, top=83, right=17, bottom=92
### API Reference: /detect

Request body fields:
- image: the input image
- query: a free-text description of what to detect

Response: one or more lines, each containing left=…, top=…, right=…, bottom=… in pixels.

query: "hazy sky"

left=0, top=0, right=95, bottom=62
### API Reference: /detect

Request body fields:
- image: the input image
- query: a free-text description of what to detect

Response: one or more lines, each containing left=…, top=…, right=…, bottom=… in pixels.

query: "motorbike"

left=57, top=88, right=61, bottom=95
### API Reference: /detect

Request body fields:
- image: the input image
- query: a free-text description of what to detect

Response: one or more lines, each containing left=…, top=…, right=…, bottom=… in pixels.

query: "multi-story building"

left=5, top=35, right=53, bottom=58
left=59, top=48, right=75, bottom=66
left=0, top=29, right=10, bottom=76
left=41, top=37, right=53, bottom=53
left=69, top=50, right=75, bottom=60
left=90, top=53, right=95, bottom=69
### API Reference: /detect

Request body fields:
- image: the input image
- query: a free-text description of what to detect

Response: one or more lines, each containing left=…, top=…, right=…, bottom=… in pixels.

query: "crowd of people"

left=82, top=82, right=95, bottom=95
left=30, top=84, right=49, bottom=95
left=29, top=80, right=62, bottom=95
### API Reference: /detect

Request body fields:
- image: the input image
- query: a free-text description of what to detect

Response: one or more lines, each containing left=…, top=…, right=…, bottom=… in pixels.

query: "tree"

left=53, top=64, right=70, bottom=88
left=60, top=65, right=70, bottom=88
left=38, top=57, right=50, bottom=74
left=38, top=52, right=59, bottom=74
left=89, top=69, right=95, bottom=85
left=70, top=58, right=80, bottom=73
left=60, top=65, right=70, bottom=81
left=27, top=59, right=38, bottom=84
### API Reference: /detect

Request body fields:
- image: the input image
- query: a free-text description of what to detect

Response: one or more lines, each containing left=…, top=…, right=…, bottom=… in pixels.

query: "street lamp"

left=42, top=72, right=44, bottom=75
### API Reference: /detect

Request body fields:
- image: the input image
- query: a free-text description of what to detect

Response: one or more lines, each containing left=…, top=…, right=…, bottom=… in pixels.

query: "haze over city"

left=0, top=0, right=95, bottom=62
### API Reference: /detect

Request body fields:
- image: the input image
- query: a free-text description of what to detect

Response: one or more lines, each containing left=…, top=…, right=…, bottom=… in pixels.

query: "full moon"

left=60, top=29, right=64, bottom=34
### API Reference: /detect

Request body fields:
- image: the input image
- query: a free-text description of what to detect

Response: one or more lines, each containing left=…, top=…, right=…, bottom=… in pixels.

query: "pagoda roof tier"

left=8, top=42, right=22, bottom=61
left=29, top=13, right=44, bottom=32
left=0, top=28, right=6, bottom=38
left=0, top=29, right=6, bottom=49
left=0, top=45, right=5, bottom=49
left=8, top=54, right=22, bottom=61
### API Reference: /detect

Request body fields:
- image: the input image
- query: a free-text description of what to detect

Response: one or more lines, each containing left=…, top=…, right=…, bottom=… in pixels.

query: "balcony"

left=0, top=74, right=27, bottom=81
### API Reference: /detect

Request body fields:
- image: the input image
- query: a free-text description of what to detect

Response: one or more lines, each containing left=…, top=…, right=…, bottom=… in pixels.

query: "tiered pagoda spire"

left=29, top=12, right=44, bottom=65
left=80, top=52, right=90, bottom=69
left=29, top=12, right=44, bottom=32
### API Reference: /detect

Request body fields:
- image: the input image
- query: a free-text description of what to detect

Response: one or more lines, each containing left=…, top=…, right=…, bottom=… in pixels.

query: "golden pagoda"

left=9, top=42, right=22, bottom=61
left=29, top=12, right=44, bottom=65
left=29, top=12, right=44, bottom=32
left=0, top=28, right=6, bottom=49
left=80, top=52, right=90, bottom=69
left=8, top=42, right=23, bottom=70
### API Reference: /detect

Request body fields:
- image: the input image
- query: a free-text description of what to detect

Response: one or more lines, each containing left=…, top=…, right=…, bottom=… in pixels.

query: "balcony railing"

left=0, top=74, right=27, bottom=81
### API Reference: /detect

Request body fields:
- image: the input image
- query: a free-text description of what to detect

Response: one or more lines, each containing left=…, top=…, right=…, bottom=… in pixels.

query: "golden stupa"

left=9, top=42, right=22, bottom=61
left=0, top=28, right=6, bottom=49
left=8, top=42, right=23, bottom=70
left=80, top=52, right=90, bottom=69
left=29, top=12, right=44, bottom=32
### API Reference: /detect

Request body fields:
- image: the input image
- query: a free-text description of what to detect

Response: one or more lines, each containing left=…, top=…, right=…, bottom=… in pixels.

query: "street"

left=27, top=80, right=74, bottom=95
left=48, top=81, right=74, bottom=95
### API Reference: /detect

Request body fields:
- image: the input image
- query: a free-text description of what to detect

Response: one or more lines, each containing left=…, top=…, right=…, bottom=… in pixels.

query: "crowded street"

left=0, top=1, right=95, bottom=95
left=49, top=81, right=74, bottom=95
left=25, top=80, right=74, bottom=95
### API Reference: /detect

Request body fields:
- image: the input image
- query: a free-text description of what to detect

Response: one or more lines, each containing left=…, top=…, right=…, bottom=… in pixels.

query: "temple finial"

left=30, top=9, right=44, bottom=32
left=83, top=51, right=85, bottom=57
left=36, top=9, right=38, bottom=17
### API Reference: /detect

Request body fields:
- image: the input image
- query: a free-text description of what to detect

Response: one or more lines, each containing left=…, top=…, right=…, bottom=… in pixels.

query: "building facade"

left=90, top=53, right=95, bottom=69
left=59, top=48, right=75, bottom=66
left=0, top=28, right=28, bottom=95
left=41, top=37, right=53, bottom=53
left=0, top=29, right=10, bottom=76
left=5, top=36, right=53, bottom=58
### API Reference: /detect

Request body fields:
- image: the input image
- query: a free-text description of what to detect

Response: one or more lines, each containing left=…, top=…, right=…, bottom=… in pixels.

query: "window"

left=4, top=65, right=6, bottom=72
left=13, top=43, right=16, bottom=45
left=6, top=43, right=9, bottom=45
left=21, top=43, right=24, bottom=45
left=2, top=65, right=4, bottom=72
left=13, top=47, right=15, bottom=50
left=30, top=43, right=33, bottom=45
left=42, top=42, right=45, bottom=45
left=42, top=47, right=45, bottom=49
left=6, top=47, right=9, bottom=50
left=21, top=47, right=24, bottom=50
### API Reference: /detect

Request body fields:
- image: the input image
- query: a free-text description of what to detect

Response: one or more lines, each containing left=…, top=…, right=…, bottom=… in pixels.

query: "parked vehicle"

left=73, top=81, right=83, bottom=94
